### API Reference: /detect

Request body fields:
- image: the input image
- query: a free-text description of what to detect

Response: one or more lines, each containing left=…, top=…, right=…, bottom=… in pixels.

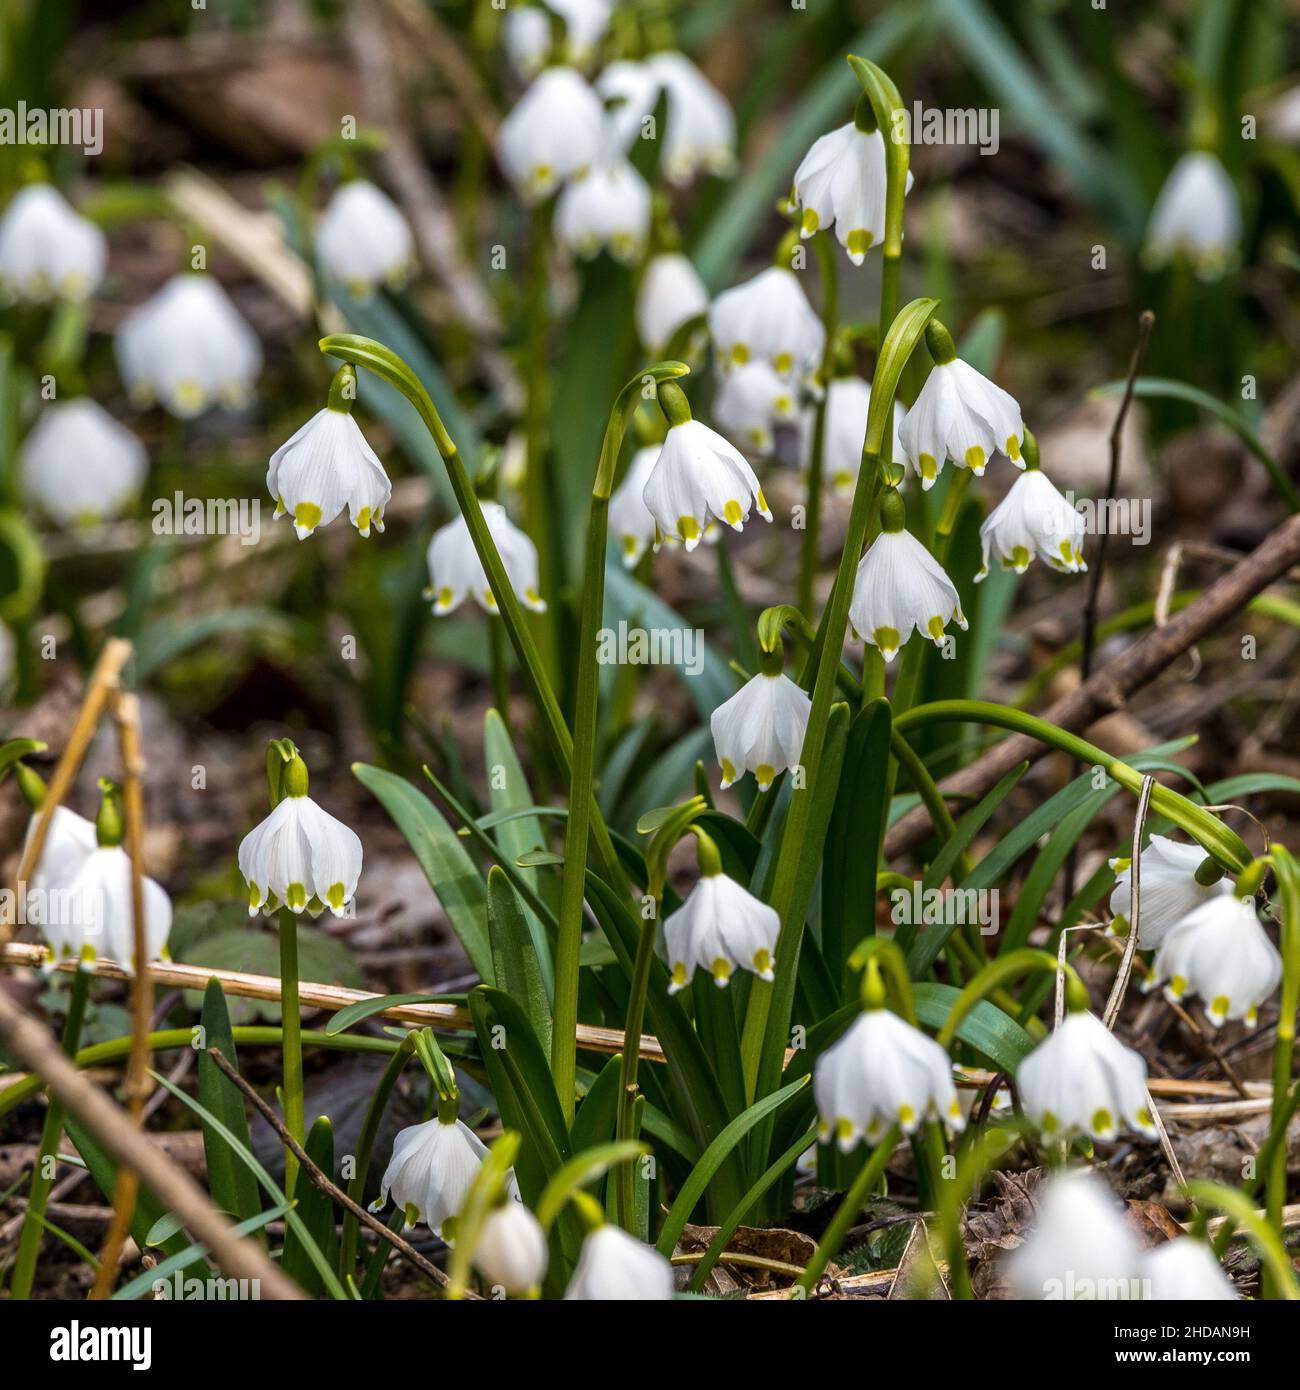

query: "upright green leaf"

left=197, top=979, right=262, bottom=1230
left=486, top=866, right=552, bottom=1056
left=281, top=1116, right=339, bottom=1297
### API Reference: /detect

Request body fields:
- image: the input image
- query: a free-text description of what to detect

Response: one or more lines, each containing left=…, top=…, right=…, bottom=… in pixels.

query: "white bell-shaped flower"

left=1016, top=1008, right=1156, bottom=1143
left=608, top=445, right=661, bottom=568
left=554, top=159, right=651, bottom=264
left=474, top=1198, right=550, bottom=1295
left=1107, top=834, right=1234, bottom=951
left=976, top=468, right=1086, bottom=580
left=712, top=360, right=796, bottom=456
left=237, top=762, right=363, bottom=917
left=67, top=846, right=173, bottom=975
left=708, top=265, right=824, bottom=379
left=815, top=1003, right=964, bottom=1150
left=848, top=497, right=967, bottom=662
left=1142, top=1239, right=1238, bottom=1301
left=1144, top=895, right=1282, bottom=1028
left=800, top=378, right=904, bottom=496
left=663, top=851, right=779, bottom=993
left=503, top=7, right=552, bottom=80
left=316, top=180, right=414, bottom=299
left=20, top=398, right=147, bottom=527
left=497, top=66, right=606, bottom=203
left=504, top=0, right=612, bottom=77
left=635, top=252, right=708, bottom=354
left=266, top=404, right=392, bottom=540
left=790, top=122, right=913, bottom=264
left=564, top=1224, right=675, bottom=1300
left=115, top=274, right=262, bottom=419
left=641, top=399, right=771, bottom=549
left=710, top=669, right=809, bottom=791
left=426, top=501, right=547, bottom=615
left=0, top=183, right=106, bottom=304
left=378, top=1116, right=486, bottom=1237
left=1007, top=1169, right=1144, bottom=1301
left=24, top=806, right=97, bottom=961
left=1144, top=152, right=1240, bottom=281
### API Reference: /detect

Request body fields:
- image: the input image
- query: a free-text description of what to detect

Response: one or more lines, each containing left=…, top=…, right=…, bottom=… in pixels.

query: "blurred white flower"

left=708, top=266, right=824, bottom=379
left=663, top=870, right=779, bottom=992
left=24, top=807, right=97, bottom=963
left=66, top=845, right=172, bottom=975
left=1142, top=1239, right=1238, bottom=1301
left=379, top=1117, right=486, bottom=1237
left=848, top=524, right=967, bottom=662
left=0, top=183, right=106, bottom=304
left=267, top=407, right=392, bottom=540
left=564, top=1225, right=674, bottom=1300
left=474, top=1199, right=550, bottom=1295
left=1267, top=86, right=1300, bottom=142
left=899, top=353, right=1024, bottom=489
left=1016, top=1009, right=1156, bottom=1143
left=642, top=417, right=771, bottom=549
left=976, top=469, right=1085, bottom=580
left=801, top=378, right=904, bottom=495
left=1108, top=834, right=1234, bottom=951
left=555, top=159, right=651, bottom=264
left=20, top=398, right=146, bottom=527
left=497, top=67, right=606, bottom=203
left=814, top=1006, right=964, bottom=1151
left=1144, top=152, right=1240, bottom=280
left=790, top=123, right=912, bottom=264
left=712, top=359, right=796, bottom=456
left=608, top=445, right=661, bottom=568
left=427, top=501, right=547, bottom=615
left=710, top=670, right=809, bottom=791
left=316, top=180, right=413, bottom=298
left=504, top=0, right=612, bottom=77
left=238, top=778, right=363, bottom=917
left=1144, top=895, right=1282, bottom=1028
left=635, top=252, right=708, bottom=354
left=115, top=274, right=262, bottom=419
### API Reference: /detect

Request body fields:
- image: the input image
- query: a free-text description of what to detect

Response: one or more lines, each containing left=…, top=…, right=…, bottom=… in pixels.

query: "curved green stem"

left=795, top=1126, right=900, bottom=1294
left=279, top=907, right=304, bottom=1197
left=1188, top=1181, right=1300, bottom=1300
left=615, top=921, right=657, bottom=1229
left=936, top=947, right=1073, bottom=1050
left=1266, top=847, right=1300, bottom=1294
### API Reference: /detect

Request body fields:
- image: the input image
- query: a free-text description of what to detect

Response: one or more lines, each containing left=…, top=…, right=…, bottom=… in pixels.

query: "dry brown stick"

left=0, top=987, right=303, bottom=1298
left=885, top=511, right=1300, bottom=859
left=205, top=1047, right=467, bottom=1296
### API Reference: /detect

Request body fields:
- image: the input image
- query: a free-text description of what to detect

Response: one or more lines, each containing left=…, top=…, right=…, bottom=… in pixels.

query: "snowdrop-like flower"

left=68, top=845, right=173, bottom=974
left=0, top=183, right=106, bottom=304
left=23, top=806, right=97, bottom=962
left=635, top=252, right=708, bottom=354
left=1144, top=152, right=1240, bottom=280
left=708, top=266, right=824, bottom=379
left=976, top=467, right=1085, bottom=580
left=1107, top=834, right=1234, bottom=951
left=663, top=836, right=779, bottom=992
left=1144, top=895, right=1282, bottom=1028
left=555, top=159, right=651, bottom=264
left=898, top=321, right=1024, bottom=487
left=504, top=0, right=612, bottom=77
left=497, top=67, right=606, bottom=203
left=474, top=1199, right=550, bottom=1295
left=1016, top=1008, right=1156, bottom=1143
left=19, top=398, right=147, bottom=527
left=1006, top=1169, right=1144, bottom=1301
left=800, top=378, right=904, bottom=495
left=316, top=180, right=414, bottom=298
left=378, top=1116, right=486, bottom=1237
left=712, top=359, right=796, bottom=456
left=642, top=386, right=771, bottom=548
left=815, top=1002, right=964, bottom=1150
left=790, top=120, right=912, bottom=264
left=608, top=445, right=661, bottom=568
left=237, top=755, right=363, bottom=917
left=564, top=1224, right=675, bottom=1300
left=848, top=490, right=966, bottom=662
left=115, top=274, right=262, bottom=418
left=1142, top=1239, right=1237, bottom=1301
left=266, top=379, right=392, bottom=540
left=710, top=669, right=809, bottom=791
left=426, top=502, right=546, bottom=615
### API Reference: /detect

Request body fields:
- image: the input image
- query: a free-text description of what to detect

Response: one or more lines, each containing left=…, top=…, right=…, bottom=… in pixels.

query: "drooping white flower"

left=237, top=777, right=363, bottom=917
left=710, top=670, right=809, bottom=792
left=712, top=360, right=797, bottom=456
left=899, top=347, right=1024, bottom=488
left=1144, top=152, right=1240, bottom=281
left=115, top=273, right=262, bottom=419
left=378, top=1116, right=486, bottom=1237
left=608, top=445, right=661, bottom=568
left=1144, top=895, right=1282, bottom=1028
left=1142, top=1239, right=1238, bottom=1301
left=663, top=870, right=779, bottom=993
left=497, top=66, right=606, bottom=203
left=815, top=1007, right=964, bottom=1151
left=976, top=469, right=1086, bottom=580
left=1107, top=834, right=1234, bottom=951
left=504, top=0, right=612, bottom=77
left=564, top=1224, right=675, bottom=1300
left=426, top=502, right=547, bottom=615
left=790, top=123, right=913, bottom=264
left=316, top=180, right=414, bottom=299
left=554, top=159, right=651, bottom=264
left=800, top=378, right=904, bottom=495
left=65, top=845, right=173, bottom=975
left=708, top=266, right=824, bottom=379
left=1006, top=1169, right=1144, bottom=1301
left=266, top=406, right=392, bottom=540
left=474, top=1199, right=550, bottom=1295
left=0, top=183, right=106, bottom=304
left=19, top=398, right=147, bottom=527
left=848, top=523, right=967, bottom=662
left=1016, top=1009, right=1156, bottom=1143
left=24, top=807, right=98, bottom=962
left=642, top=415, right=771, bottom=549
left=635, top=252, right=709, bottom=354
